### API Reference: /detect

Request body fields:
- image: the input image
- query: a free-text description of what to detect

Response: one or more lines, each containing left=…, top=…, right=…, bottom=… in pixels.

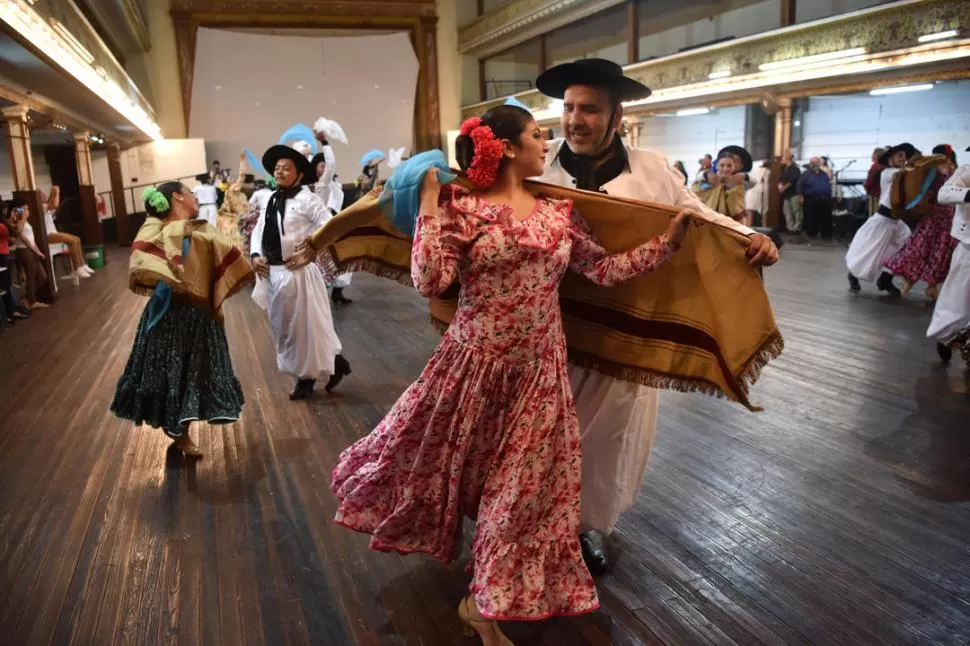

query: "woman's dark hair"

left=145, top=181, right=186, bottom=218
left=455, top=105, right=534, bottom=174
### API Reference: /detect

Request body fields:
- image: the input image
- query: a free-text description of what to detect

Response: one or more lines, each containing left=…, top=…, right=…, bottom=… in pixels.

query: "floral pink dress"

left=331, top=185, right=678, bottom=621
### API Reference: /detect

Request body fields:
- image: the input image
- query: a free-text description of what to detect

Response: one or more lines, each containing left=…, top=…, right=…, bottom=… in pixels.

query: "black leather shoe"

left=579, top=531, right=609, bottom=575
left=325, top=355, right=352, bottom=392
left=937, top=342, right=953, bottom=364
left=848, top=273, right=861, bottom=292
left=877, top=271, right=901, bottom=296
left=331, top=288, right=353, bottom=305
left=290, top=378, right=316, bottom=400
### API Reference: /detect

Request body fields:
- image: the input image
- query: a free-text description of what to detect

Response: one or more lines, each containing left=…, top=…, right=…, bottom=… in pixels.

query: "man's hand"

left=285, top=239, right=316, bottom=271
left=746, top=232, right=779, bottom=267
left=252, top=255, right=269, bottom=279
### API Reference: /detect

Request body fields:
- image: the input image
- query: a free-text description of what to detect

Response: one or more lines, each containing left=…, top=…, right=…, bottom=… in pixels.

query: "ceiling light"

left=759, top=47, right=868, bottom=71
left=215, top=85, right=222, bottom=90
left=297, top=85, right=304, bottom=90
left=676, top=107, right=710, bottom=116
left=708, top=70, right=732, bottom=79
left=793, top=119, right=801, bottom=127
left=869, top=83, right=934, bottom=96
left=918, top=29, right=959, bottom=43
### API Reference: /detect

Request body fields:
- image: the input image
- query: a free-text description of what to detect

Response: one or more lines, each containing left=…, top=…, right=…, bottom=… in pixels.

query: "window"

left=482, top=38, right=543, bottom=100
left=546, top=4, right=630, bottom=68
left=796, top=0, right=895, bottom=24
left=638, top=0, right=780, bottom=61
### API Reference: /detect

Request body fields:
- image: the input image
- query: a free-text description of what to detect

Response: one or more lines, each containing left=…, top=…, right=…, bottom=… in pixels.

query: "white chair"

left=49, top=242, right=78, bottom=290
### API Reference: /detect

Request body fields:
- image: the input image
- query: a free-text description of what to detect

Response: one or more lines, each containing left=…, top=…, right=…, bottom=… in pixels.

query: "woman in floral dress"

left=884, top=146, right=958, bottom=301
left=329, top=105, right=690, bottom=645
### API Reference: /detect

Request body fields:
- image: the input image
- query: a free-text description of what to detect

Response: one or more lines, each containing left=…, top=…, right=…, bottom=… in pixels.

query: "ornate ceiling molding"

left=461, top=0, right=970, bottom=117
left=459, top=0, right=624, bottom=57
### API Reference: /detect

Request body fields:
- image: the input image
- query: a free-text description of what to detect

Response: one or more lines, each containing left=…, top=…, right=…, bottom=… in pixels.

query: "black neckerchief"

left=260, top=184, right=302, bottom=264
left=555, top=134, right=630, bottom=192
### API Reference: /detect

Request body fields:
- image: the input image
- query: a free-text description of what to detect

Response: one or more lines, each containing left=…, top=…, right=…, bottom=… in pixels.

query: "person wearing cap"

left=533, top=57, right=779, bottom=573
left=928, top=144, right=970, bottom=367
left=884, top=144, right=958, bottom=301
left=846, top=142, right=918, bottom=294
left=192, top=173, right=219, bottom=226
left=310, top=150, right=353, bottom=304
left=250, top=144, right=352, bottom=401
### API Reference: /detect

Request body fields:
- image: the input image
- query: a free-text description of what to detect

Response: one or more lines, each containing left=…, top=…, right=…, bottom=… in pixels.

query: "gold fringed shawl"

left=129, top=218, right=255, bottom=323
left=308, top=180, right=783, bottom=411
left=691, top=182, right=747, bottom=222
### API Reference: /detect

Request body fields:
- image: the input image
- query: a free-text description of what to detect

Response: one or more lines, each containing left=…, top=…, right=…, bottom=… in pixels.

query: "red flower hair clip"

left=459, top=116, right=504, bottom=189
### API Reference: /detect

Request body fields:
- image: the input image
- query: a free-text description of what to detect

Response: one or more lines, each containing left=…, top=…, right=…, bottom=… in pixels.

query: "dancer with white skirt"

left=846, top=143, right=917, bottom=295
left=250, top=144, right=351, bottom=400
left=928, top=155, right=970, bottom=366
left=192, top=174, right=219, bottom=226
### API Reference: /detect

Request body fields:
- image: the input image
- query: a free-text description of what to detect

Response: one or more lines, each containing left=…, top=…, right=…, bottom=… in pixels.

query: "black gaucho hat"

left=717, top=145, right=753, bottom=173
left=536, top=58, right=651, bottom=101
left=879, top=142, right=919, bottom=166
left=262, top=145, right=315, bottom=186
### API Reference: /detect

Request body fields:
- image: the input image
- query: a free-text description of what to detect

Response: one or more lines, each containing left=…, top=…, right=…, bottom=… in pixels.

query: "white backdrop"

left=189, top=28, right=418, bottom=183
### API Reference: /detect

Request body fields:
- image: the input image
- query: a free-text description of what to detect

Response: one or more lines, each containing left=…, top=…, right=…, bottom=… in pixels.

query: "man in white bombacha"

left=192, top=173, right=219, bottom=226
left=250, top=144, right=352, bottom=401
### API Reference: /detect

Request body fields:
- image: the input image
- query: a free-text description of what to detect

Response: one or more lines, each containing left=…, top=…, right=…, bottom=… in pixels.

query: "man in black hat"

left=250, top=144, right=352, bottom=400
left=533, top=58, right=779, bottom=574
left=846, top=142, right=918, bottom=294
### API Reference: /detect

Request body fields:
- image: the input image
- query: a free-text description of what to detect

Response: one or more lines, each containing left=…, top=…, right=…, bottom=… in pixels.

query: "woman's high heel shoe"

left=457, top=596, right=514, bottom=645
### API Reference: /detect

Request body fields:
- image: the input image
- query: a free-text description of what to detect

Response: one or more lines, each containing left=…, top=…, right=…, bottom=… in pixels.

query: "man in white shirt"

left=192, top=174, right=219, bottom=226
left=928, top=146, right=970, bottom=366
left=533, top=58, right=779, bottom=573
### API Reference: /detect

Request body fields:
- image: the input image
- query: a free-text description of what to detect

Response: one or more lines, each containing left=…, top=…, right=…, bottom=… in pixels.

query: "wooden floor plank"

left=0, top=244, right=968, bottom=645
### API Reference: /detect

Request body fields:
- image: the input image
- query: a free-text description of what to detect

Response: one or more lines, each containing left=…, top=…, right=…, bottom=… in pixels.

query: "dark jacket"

left=797, top=168, right=831, bottom=198
left=779, top=164, right=801, bottom=199
left=864, top=163, right=885, bottom=198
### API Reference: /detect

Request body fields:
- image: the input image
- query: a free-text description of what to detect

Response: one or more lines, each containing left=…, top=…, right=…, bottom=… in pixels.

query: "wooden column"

left=107, top=143, right=132, bottom=246
left=411, top=16, right=442, bottom=153
left=74, top=132, right=102, bottom=245
left=772, top=98, right=793, bottom=157
left=781, top=0, right=796, bottom=26
left=3, top=105, right=54, bottom=302
left=628, top=0, right=640, bottom=64
left=479, top=59, right=487, bottom=102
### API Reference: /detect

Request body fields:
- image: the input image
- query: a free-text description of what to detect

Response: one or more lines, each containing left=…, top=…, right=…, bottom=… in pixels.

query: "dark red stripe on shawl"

left=212, top=245, right=242, bottom=283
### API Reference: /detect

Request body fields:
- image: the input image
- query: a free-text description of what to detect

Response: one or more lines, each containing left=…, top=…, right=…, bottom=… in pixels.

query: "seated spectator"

left=8, top=200, right=50, bottom=309
left=0, top=201, right=30, bottom=321
left=45, top=186, right=94, bottom=279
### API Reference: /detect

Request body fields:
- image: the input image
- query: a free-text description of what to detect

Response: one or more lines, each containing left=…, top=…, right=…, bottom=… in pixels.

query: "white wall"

left=0, top=143, right=53, bottom=201
left=482, top=58, right=539, bottom=99
left=189, top=28, right=418, bottom=182
left=636, top=105, right=748, bottom=179
left=799, top=80, right=970, bottom=182
left=462, top=55, right=481, bottom=106
left=457, top=0, right=479, bottom=25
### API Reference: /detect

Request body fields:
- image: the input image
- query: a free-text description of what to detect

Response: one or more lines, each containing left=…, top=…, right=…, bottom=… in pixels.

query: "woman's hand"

left=665, top=209, right=693, bottom=247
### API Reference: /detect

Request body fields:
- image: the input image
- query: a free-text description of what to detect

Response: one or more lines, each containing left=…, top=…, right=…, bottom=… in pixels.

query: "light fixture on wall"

left=0, top=0, right=163, bottom=140
left=759, top=47, right=868, bottom=71
left=869, top=83, right=934, bottom=96
left=708, top=70, right=732, bottom=80
left=918, top=29, right=960, bottom=43
left=676, top=107, right=711, bottom=117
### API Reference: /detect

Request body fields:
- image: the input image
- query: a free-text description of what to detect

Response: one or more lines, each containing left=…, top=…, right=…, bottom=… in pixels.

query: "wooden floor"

left=1, top=244, right=968, bottom=646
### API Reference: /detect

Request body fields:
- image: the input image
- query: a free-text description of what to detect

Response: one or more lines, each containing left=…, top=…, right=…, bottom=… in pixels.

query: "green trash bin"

left=84, top=244, right=105, bottom=269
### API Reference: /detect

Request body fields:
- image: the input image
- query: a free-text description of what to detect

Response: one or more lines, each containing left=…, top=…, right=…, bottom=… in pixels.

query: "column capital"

left=74, top=131, right=91, bottom=142
left=1, top=105, right=29, bottom=121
